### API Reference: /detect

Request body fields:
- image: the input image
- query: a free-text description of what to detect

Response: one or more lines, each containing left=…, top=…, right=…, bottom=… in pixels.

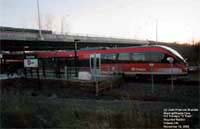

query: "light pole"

left=149, top=63, right=154, bottom=94
left=23, top=46, right=29, bottom=78
left=0, top=53, right=2, bottom=73
left=156, top=19, right=158, bottom=42
left=74, top=39, right=80, bottom=77
left=36, top=0, right=43, bottom=40
left=61, top=15, right=69, bottom=34
left=167, top=57, right=174, bottom=92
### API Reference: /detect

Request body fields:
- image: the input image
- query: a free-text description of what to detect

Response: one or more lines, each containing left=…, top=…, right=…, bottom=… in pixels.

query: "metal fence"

left=24, top=66, right=122, bottom=81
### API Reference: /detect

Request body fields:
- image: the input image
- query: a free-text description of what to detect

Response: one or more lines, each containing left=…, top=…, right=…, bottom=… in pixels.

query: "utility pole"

left=61, top=14, right=69, bottom=34
left=37, top=0, right=43, bottom=40
left=61, top=16, right=64, bottom=34
left=156, top=19, right=158, bottom=42
left=74, top=39, right=80, bottom=77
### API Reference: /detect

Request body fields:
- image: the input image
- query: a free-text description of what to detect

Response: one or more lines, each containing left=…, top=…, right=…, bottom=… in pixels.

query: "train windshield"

left=157, top=45, right=185, bottom=61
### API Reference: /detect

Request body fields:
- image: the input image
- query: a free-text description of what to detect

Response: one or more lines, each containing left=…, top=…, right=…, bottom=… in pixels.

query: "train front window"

left=101, top=54, right=116, bottom=63
left=145, top=52, right=164, bottom=63
left=157, top=45, right=185, bottom=61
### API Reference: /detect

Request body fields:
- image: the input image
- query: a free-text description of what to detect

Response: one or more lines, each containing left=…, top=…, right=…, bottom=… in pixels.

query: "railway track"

left=123, top=75, right=199, bottom=86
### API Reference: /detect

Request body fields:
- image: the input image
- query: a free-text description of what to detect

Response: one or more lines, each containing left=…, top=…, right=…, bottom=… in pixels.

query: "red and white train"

left=35, top=45, right=188, bottom=76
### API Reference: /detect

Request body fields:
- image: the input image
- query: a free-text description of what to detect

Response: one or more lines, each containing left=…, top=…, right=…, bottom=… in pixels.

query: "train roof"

left=33, top=45, right=185, bottom=61
left=78, top=45, right=185, bottom=60
left=78, top=45, right=172, bottom=52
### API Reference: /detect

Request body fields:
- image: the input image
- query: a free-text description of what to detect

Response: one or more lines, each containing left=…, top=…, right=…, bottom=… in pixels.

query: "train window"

left=145, top=52, right=164, bottom=62
left=131, top=53, right=145, bottom=62
left=102, top=54, right=116, bottom=60
left=43, top=58, right=55, bottom=68
left=101, top=54, right=116, bottom=63
left=118, top=53, right=130, bottom=61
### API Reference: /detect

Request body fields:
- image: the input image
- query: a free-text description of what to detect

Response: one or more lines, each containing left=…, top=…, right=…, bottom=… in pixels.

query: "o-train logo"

left=27, top=59, right=33, bottom=65
left=24, top=59, right=38, bottom=68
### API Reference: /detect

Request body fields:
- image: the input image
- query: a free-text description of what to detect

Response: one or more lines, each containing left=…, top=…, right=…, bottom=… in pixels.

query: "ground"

left=0, top=72, right=199, bottom=128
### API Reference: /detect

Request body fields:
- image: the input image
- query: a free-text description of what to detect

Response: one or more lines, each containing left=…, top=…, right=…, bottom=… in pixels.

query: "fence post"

left=95, top=81, right=98, bottom=96
left=149, top=63, right=154, bottom=94
left=30, top=68, right=33, bottom=77
left=64, top=66, right=68, bottom=80
left=170, top=63, right=174, bottom=92
left=42, top=59, right=46, bottom=78
left=36, top=68, right=41, bottom=90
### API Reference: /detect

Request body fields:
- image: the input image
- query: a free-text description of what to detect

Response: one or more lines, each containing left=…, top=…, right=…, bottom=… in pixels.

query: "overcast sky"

left=0, top=0, right=200, bottom=43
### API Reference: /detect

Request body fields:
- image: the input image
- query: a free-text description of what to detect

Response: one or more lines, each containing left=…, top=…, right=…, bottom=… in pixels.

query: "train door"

left=89, top=54, right=101, bottom=76
left=117, top=53, right=132, bottom=73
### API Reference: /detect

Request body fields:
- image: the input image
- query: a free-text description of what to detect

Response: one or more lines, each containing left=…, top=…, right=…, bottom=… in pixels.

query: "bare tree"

left=60, top=15, right=70, bottom=34
left=43, top=14, right=54, bottom=31
left=41, top=14, right=71, bottom=34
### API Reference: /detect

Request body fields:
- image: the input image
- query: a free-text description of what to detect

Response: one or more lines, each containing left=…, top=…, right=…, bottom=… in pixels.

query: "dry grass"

left=0, top=78, right=199, bottom=128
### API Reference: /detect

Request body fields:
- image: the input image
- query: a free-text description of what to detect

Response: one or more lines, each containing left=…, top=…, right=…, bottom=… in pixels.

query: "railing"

left=24, top=66, right=122, bottom=81
left=0, top=30, right=149, bottom=44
